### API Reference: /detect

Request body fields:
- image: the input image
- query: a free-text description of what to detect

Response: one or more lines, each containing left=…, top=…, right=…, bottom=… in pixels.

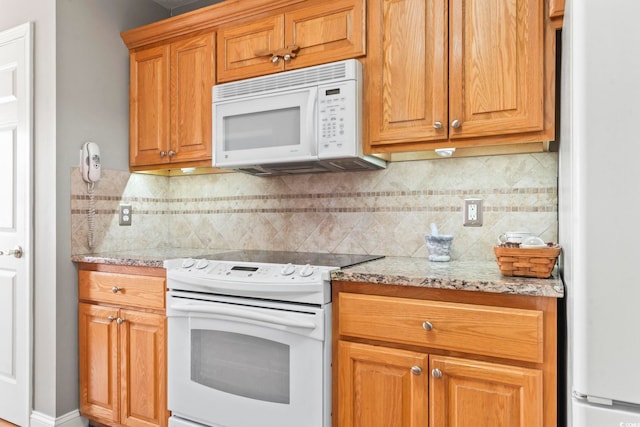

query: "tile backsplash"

left=71, top=153, right=558, bottom=261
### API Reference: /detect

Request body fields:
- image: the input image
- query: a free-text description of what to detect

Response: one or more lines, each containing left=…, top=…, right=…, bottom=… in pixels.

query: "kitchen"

left=0, top=0, right=638, bottom=427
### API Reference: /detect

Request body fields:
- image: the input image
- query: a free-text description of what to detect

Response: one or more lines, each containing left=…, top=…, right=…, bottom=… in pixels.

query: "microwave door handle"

left=308, top=87, right=318, bottom=156
left=170, top=302, right=317, bottom=330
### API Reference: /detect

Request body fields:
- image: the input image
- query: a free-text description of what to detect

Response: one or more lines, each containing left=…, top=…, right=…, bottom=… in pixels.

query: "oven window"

left=191, top=330, right=290, bottom=404
left=223, top=107, right=300, bottom=151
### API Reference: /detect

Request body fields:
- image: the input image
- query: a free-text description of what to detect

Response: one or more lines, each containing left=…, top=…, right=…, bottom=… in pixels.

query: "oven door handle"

left=170, top=302, right=317, bottom=330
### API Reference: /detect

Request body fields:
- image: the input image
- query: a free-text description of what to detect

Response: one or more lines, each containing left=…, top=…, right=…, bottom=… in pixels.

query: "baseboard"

left=30, top=410, right=88, bottom=427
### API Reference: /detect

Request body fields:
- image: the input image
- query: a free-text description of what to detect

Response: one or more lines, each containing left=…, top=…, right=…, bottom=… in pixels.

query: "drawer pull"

left=422, top=321, right=433, bottom=331
left=431, top=368, right=443, bottom=379
left=116, top=317, right=125, bottom=324
left=112, top=286, right=121, bottom=293
left=108, top=315, right=116, bottom=322
left=411, top=366, right=422, bottom=376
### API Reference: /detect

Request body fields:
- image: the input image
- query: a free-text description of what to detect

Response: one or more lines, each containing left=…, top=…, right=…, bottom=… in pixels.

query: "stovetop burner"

left=197, top=250, right=384, bottom=268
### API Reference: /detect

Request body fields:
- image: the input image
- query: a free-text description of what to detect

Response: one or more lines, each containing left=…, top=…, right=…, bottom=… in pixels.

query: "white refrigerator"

left=559, top=0, right=640, bottom=425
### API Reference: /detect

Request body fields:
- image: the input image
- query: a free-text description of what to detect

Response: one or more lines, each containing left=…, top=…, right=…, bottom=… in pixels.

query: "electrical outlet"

left=119, top=203, right=132, bottom=226
left=463, top=199, right=483, bottom=226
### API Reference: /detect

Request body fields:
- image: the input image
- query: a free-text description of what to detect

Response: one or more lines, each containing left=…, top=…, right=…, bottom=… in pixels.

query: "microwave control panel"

left=318, top=80, right=358, bottom=157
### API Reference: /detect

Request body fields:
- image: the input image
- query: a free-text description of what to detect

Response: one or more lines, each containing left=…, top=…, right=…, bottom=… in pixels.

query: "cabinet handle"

left=255, top=45, right=299, bottom=64
left=411, top=366, right=422, bottom=376
left=112, top=286, right=120, bottom=293
left=433, top=121, right=443, bottom=130
left=422, top=321, right=433, bottom=331
left=431, top=368, right=443, bottom=379
left=108, top=315, right=116, bottom=322
left=116, top=317, right=125, bottom=324
left=160, top=151, right=167, bottom=157
left=168, top=150, right=176, bottom=157
left=451, top=119, right=461, bottom=129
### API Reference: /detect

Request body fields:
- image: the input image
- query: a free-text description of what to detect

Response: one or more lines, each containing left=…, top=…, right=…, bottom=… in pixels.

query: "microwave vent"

left=214, top=60, right=359, bottom=101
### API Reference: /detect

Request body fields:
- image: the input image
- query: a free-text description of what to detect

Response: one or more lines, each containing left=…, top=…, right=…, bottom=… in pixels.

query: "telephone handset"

left=81, top=141, right=101, bottom=183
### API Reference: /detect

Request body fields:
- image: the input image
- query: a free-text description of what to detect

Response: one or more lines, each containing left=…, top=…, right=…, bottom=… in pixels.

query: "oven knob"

left=299, top=264, right=314, bottom=277
left=281, top=263, right=296, bottom=276
left=181, top=258, right=195, bottom=268
left=195, top=259, right=209, bottom=269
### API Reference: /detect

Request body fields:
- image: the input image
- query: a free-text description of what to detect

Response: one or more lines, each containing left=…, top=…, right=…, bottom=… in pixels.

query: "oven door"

left=167, top=292, right=330, bottom=427
left=213, top=87, right=318, bottom=168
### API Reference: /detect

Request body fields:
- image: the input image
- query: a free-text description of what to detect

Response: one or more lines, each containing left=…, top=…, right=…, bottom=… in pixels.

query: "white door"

left=0, top=22, right=33, bottom=427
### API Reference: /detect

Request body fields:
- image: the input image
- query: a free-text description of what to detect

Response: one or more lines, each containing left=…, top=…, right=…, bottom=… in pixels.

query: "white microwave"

left=212, top=59, right=386, bottom=176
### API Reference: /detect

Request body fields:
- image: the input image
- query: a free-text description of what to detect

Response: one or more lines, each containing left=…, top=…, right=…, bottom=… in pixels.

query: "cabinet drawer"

left=338, top=293, right=543, bottom=363
left=79, top=270, right=166, bottom=310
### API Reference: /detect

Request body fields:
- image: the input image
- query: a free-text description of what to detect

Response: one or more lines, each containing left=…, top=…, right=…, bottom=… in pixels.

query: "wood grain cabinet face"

left=129, top=32, right=214, bottom=169
left=430, top=355, right=543, bottom=427
left=366, top=0, right=448, bottom=146
left=338, top=341, right=428, bottom=427
left=79, top=303, right=120, bottom=423
left=366, top=0, right=550, bottom=151
left=449, top=0, right=544, bottom=139
left=129, top=45, right=170, bottom=167
left=216, top=0, right=365, bottom=83
left=338, top=292, right=544, bottom=363
left=78, top=268, right=168, bottom=427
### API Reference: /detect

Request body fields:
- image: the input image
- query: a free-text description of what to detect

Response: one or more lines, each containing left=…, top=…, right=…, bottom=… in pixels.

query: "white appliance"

left=212, top=59, right=386, bottom=176
left=164, top=250, right=382, bottom=427
left=559, top=0, right=640, bottom=425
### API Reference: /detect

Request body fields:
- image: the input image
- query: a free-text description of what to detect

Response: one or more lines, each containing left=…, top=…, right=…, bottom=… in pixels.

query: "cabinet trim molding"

left=121, top=0, right=307, bottom=49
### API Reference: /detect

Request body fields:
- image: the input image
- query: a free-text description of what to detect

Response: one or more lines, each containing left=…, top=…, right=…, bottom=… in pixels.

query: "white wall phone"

left=80, top=142, right=101, bottom=249
left=81, top=141, right=101, bottom=183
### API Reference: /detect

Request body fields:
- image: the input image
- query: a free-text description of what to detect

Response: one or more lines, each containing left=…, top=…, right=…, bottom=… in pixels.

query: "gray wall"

left=55, top=0, right=168, bottom=416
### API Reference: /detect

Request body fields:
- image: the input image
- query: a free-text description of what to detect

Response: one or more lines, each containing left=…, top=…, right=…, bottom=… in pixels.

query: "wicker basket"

left=493, top=245, right=561, bottom=278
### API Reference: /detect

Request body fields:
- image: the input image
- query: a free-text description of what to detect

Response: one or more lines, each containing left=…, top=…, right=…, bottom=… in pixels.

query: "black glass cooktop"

left=198, top=250, right=384, bottom=268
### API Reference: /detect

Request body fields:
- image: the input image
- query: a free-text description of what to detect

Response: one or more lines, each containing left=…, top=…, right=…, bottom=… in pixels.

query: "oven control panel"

left=170, top=258, right=337, bottom=284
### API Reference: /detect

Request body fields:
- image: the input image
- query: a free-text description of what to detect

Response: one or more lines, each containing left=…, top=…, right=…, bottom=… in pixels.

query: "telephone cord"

left=87, top=181, right=96, bottom=249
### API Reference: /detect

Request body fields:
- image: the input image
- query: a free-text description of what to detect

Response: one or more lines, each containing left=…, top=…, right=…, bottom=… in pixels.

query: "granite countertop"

left=72, top=250, right=564, bottom=298
left=332, top=257, right=564, bottom=298
left=71, top=248, right=220, bottom=268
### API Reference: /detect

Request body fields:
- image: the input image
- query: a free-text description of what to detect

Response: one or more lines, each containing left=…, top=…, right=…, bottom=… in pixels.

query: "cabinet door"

left=170, top=32, right=214, bottom=164
left=338, top=341, right=428, bottom=427
left=216, top=15, right=285, bottom=82
left=284, top=0, right=365, bottom=71
left=79, top=303, right=120, bottom=423
left=129, top=45, right=170, bottom=167
left=366, top=0, right=447, bottom=147
left=120, top=309, right=167, bottom=427
left=448, top=0, right=544, bottom=138
left=430, top=355, right=543, bottom=427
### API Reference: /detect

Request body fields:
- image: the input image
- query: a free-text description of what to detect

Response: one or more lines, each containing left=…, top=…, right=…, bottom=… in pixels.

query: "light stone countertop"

left=71, top=248, right=222, bottom=268
left=331, top=257, right=564, bottom=298
left=72, top=250, right=564, bottom=298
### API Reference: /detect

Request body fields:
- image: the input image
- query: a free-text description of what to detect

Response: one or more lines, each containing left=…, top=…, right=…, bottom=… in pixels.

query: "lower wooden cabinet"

left=333, top=282, right=557, bottom=427
left=338, top=341, right=543, bottom=427
left=78, top=263, right=168, bottom=427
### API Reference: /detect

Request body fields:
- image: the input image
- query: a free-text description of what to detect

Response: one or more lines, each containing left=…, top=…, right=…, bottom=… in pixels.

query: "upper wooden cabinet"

left=365, top=0, right=555, bottom=154
left=129, top=32, right=214, bottom=170
left=216, top=0, right=365, bottom=82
